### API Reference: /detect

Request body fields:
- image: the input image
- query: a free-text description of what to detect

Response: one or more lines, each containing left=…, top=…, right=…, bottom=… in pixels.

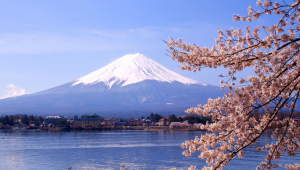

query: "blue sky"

left=0, top=0, right=279, bottom=98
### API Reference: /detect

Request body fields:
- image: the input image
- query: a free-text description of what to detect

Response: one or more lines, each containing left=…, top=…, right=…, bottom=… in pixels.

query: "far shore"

left=0, top=126, right=204, bottom=132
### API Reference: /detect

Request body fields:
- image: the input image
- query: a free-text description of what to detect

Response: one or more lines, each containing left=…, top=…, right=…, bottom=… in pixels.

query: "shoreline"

left=0, top=126, right=204, bottom=132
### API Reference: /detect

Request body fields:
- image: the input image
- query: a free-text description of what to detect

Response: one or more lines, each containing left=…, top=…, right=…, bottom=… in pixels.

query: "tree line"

left=0, top=114, right=44, bottom=127
left=145, top=113, right=211, bottom=124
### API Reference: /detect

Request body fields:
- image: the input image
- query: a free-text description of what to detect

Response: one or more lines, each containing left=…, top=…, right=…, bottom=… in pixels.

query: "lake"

left=0, top=130, right=298, bottom=170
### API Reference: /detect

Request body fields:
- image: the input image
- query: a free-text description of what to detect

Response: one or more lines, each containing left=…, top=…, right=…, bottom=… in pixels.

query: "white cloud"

left=0, top=84, right=28, bottom=99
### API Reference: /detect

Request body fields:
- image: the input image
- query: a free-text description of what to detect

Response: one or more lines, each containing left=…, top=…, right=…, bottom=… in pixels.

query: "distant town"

left=1, top=111, right=300, bottom=131
left=0, top=113, right=211, bottom=131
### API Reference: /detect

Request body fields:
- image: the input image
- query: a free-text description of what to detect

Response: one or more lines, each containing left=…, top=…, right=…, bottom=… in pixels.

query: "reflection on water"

left=0, top=130, right=298, bottom=170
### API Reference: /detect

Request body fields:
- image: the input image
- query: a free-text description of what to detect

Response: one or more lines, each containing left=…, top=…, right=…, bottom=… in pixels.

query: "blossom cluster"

left=170, top=120, right=192, bottom=129
left=167, top=0, right=300, bottom=169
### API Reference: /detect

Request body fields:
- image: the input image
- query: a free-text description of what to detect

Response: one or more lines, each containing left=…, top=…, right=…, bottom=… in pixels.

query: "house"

left=105, top=118, right=117, bottom=126
left=48, top=123, right=54, bottom=128
left=67, top=118, right=74, bottom=124
left=158, top=118, right=167, bottom=126
left=129, top=121, right=138, bottom=126
left=74, top=117, right=102, bottom=127
left=29, top=124, right=36, bottom=127
left=116, top=122, right=126, bottom=127
left=44, top=116, right=63, bottom=125
left=14, top=123, right=27, bottom=128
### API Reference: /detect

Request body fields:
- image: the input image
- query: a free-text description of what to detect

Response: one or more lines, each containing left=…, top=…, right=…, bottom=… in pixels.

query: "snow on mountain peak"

left=72, top=53, right=207, bottom=88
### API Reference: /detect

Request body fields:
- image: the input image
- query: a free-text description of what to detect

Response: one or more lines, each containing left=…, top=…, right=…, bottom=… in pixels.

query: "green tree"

left=57, top=119, right=67, bottom=126
left=168, top=114, right=179, bottom=123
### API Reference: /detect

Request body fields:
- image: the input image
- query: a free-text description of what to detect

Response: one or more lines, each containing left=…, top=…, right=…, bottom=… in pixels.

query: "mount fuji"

left=0, top=53, right=226, bottom=117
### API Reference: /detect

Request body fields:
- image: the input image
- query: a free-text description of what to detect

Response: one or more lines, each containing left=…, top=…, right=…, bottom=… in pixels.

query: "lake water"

left=0, top=130, right=298, bottom=170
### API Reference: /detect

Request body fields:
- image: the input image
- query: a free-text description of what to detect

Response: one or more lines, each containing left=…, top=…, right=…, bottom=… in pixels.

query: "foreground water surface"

left=0, top=130, right=298, bottom=170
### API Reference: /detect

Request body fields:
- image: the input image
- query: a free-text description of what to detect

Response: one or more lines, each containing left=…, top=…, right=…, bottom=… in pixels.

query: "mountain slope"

left=0, top=53, right=226, bottom=117
left=72, top=53, right=205, bottom=88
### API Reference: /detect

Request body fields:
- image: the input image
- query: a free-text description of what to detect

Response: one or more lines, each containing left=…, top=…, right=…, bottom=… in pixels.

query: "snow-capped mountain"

left=72, top=53, right=206, bottom=88
left=0, top=53, right=226, bottom=117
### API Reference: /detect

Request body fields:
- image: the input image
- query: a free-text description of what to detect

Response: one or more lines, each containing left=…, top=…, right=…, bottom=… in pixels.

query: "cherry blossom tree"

left=167, top=0, right=300, bottom=169
left=170, top=120, right=191, bottom=129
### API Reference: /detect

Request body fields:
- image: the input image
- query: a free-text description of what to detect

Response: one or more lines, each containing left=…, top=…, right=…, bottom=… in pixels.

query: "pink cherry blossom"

left=167, top=1, right=300, bottom=169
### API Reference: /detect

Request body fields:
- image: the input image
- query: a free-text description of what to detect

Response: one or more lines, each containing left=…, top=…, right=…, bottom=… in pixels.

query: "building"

left=105, top=118, right=117, bottom=126
left=74, top=116, right=101, bottom=127
left=44, top=116, right=63, bottom=125
left=158, top=118, right=167, bottom=126
left=126, top=119, right=143, bottom=126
